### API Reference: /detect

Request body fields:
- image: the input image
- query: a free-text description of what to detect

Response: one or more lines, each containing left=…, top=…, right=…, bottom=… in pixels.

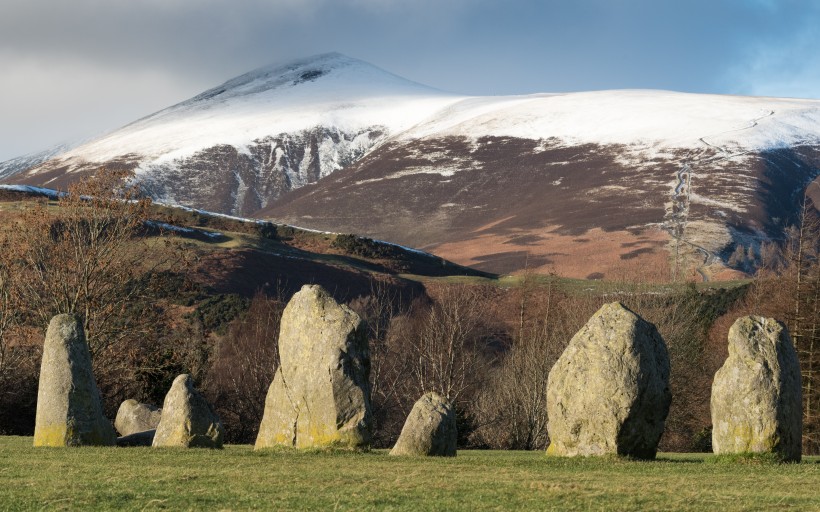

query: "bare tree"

left=0, top=233, right=43, bottom=434
left=346, top=280, right=412, bottom=446
left=7, top=170, right=158, bottom=356
left=348, top=280, right=402, bottom=408
left=363, top=284, right=499, bottom=446
left=204, top=291, right=284, bottom=443
left=0, top=256, right=18, bottom=381
left=783, top=198, right=820, bottom=449
left=472, top=275, right=597, bottom=449
left=403, top=285, right=495, bottom=406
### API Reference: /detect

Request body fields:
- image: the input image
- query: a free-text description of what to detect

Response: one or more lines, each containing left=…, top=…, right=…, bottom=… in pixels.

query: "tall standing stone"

left=33, top=314, right=116, bottom=447
left=152, top=374, right=224, bottom=449
left=390, top=392, right=457, bottom=456
left=711, top=316, right=802, bottom=461
left=546, top=302, right=671, bottom=459
left=255, top=285, right=372, bottom=449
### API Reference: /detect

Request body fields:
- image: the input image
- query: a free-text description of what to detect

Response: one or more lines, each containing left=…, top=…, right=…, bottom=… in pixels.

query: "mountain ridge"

left=4, top=53, right=820, bottom=279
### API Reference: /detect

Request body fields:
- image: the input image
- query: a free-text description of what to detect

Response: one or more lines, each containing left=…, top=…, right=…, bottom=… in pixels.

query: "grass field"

left=1, top=437, right=818, bottom=511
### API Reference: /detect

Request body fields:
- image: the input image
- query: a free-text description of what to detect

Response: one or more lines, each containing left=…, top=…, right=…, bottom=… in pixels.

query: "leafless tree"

left=348, top=280, right=403, bottom=409
left=782, top=198, right=820, bottom=449
left=205, top=291, right=284, bottom=443
left=0, top=256, right=18, bottom=382
left=7, top=170, right=165, bottom=356
left=472, top=274, right=596, bottom=449
left=0, top=233, right=41, bottom=434
left=403, top=285, right=495, bottom=406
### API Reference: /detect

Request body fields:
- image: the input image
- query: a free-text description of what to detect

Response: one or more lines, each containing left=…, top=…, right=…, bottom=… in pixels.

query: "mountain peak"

left=184, top=52, right=434, bottom=106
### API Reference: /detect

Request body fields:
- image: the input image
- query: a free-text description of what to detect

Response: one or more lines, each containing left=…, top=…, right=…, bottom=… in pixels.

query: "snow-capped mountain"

left=7, top=53, right=820, bottom=279
left=0, top=141, right=81, bottom=181
left=7, top=53, right=463, bottom=214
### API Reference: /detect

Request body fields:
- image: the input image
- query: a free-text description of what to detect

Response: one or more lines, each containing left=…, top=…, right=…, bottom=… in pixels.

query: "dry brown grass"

left=431, top=226, right=673, bottom=281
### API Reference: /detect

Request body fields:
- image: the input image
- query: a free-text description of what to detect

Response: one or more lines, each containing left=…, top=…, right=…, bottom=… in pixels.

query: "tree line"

left=0, top=173, right=817, bottom=453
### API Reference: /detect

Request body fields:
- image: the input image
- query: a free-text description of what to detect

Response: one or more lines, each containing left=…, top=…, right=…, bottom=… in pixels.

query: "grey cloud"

left=1, top=0, right=819, bottom=160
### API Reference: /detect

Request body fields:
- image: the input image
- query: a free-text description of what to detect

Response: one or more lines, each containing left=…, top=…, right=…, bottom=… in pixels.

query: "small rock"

left=152, top=374, right=224, bottom=449
left=711, top=316, right=802, bottom=462
left=546, top=302, right=671, bottom=459
left=114, top=399, right=162, bottom=436
left=33, top=314, right=116, bottom=447
left=390, top=392, right=457, bottom=456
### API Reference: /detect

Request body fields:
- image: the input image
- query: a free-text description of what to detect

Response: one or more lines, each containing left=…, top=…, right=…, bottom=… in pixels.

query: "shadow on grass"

left=705, top=452, right=815, bottom=465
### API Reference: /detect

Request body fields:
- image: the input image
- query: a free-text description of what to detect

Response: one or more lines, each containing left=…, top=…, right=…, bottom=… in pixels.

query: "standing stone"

left=152, top=374, right=224, bottom=449
left=33, top=314, right=116, bottom=447
left=711, top=316, right=802, bottom=462
left=390, top=392, right=457, bottom=457
left=115, top=399, right=162, bottom=436
left=546, top=302, right=671, bottom=459
left=255, top=285, right=372, bottom=449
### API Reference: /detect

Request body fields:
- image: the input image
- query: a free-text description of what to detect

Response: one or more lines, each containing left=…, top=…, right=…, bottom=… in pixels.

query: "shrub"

left=331, top=234, right=402, bottom=260
left=188, top=294, right=250, bottom=334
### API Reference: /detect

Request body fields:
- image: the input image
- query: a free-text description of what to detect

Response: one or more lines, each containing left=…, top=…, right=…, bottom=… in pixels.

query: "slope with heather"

left=260, top=90, right=820, bottom=278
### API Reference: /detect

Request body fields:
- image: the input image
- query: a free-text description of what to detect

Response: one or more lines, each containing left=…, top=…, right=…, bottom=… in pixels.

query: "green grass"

left=1, top=437, right=818, bottom=511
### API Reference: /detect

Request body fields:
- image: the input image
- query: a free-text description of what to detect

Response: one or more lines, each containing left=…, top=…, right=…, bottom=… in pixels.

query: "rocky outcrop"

left=33, top=314, right=116, bottom=447
left=711, top=316, right=802, bottom=461
left=139, top=127, right=385, bottom=216
left=390, top=392, right=457, bottom=457
left=546, top=302, right=671, bottom=459
left=152, top=374, right=224, bottom=449
left=114, top=399, right=162, bottom=437
left=255, top=285, right=372, bottom=449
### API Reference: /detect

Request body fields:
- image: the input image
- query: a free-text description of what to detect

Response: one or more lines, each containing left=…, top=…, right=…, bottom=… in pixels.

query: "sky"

left=1, top=0, right=819, bottom=161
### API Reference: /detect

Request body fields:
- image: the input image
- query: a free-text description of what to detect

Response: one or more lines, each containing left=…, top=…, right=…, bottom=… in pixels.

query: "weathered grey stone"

left=114, top=399, right=162, bottom=436
left=152, top=374, right=224, bottom=449
left=33, top=314, right=116, bottom=447
left=546, top=302, right=671, bottom=459
left=116, top=429, right=156, bottom=447
left=390, top=392, right=457, bottom=456
left=255, top=284, right=372, bottom=449
left=711, top=316, right=802, bottom=461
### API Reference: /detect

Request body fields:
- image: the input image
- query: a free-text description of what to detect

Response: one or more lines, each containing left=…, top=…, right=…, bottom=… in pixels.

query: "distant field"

left=409, top=272, right=752, bottom=293
left=1, top=437, right=818, bottom=511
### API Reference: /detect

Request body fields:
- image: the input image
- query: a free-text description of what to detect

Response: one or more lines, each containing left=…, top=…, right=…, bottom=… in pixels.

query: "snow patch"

left=372, top=238, right=437, bottom=258
left=145, top=220, right=223, bottom=239
left=354, top=166, right=465, bottom=185
left=0, top=184, right=63, bottom=198
left=689, top=192, right=746, bottom=212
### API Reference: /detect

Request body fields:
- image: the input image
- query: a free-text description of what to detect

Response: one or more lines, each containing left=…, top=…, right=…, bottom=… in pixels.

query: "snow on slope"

left=54, top=53, right=465, bottom=170
left=0, top=141, right=80, bottom=180
left=32, top=53, right=820, bottom=181
left=401, top=90, right=820, bottom=151
left=0, top=184, right=62, bottom=198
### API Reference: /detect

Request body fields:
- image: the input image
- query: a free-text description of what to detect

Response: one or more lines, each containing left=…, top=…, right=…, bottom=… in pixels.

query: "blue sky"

left=1, top=0, right=818, bottom=160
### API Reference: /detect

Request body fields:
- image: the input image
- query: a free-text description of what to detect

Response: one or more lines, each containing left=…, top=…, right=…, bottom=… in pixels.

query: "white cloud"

left=0, top=0, right=479, bottom=161
left=725, top=17, right=820, bottom=99
left=0, top=52, right=200, bottom=158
